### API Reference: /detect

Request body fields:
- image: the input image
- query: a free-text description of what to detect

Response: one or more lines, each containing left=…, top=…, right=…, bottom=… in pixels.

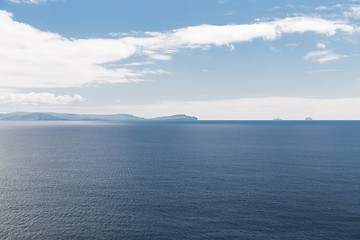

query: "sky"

left=0, top=0, right=360, bottom=119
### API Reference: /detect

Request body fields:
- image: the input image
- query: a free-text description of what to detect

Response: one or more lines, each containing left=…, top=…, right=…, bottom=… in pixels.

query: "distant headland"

left=0, top=112, right=198, bottom=122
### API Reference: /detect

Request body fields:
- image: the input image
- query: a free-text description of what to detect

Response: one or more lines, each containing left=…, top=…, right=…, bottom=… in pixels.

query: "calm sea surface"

left=0, top=121, right=359, bottom=239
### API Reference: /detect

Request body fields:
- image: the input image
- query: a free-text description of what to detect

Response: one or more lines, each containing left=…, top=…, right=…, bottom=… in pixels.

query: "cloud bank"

left=0, top=91, right=84, bottom=105
left=99, top=97, right=360, bottom=120
left=0, top=10, right=357, bottom=89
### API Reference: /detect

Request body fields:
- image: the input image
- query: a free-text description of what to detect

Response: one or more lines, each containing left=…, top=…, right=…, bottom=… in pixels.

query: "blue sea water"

left=0, top=121, right=359, bottom=239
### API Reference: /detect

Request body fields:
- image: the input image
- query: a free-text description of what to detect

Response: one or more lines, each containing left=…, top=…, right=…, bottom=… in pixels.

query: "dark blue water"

left=0, top=121, right=359, bottom=239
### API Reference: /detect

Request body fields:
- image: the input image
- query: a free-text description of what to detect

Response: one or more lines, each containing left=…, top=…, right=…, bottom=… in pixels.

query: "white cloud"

left=109, top=32, right=129, bottom=37
left=137, top=17, right=353, bottom=48
left=8, top=0, right=51, bottom=3
left=316, top=42, right=326, bottom=49
left=306, top=69, right=340, bottom=74
left=304, top=50, right=347, bottom=63
left=316, top=6, right=330, bottom=11
left=273, top=17, right=353, bottom=35
left=149, top=54, right=172, bottom=61
left=345, top=6, right=360, bottom=18
left=0, top=10, right=357, bottom=89
left=0, top=91, right=84, bottom=105
left=0, top=10, right=158, bottom=88
left=285, top=43, right=299, bottom=47
left=123, top=61, right=155, bottom=66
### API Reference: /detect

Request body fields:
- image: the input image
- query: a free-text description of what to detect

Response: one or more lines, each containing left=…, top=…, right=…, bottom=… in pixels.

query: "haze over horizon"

left=1, top=0, right=360, bottom=119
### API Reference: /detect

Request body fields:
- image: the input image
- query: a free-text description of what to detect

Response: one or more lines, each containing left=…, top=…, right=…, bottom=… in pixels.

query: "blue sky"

left=0, top=0, right=360, bottom=119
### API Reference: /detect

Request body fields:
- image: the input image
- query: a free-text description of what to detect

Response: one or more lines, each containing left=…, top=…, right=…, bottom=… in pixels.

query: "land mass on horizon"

left=0, top=112, right=198, bottom=122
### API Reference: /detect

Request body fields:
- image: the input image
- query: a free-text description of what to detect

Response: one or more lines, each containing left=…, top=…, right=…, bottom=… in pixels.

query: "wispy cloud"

left=0, top=91, right=84, bottom=105
left=148, top=54, right=172, bottom=61
left=285, top=43, right=299, bottom=47
left=344, top=6, right=360, bottom=18
left=123, top=61, right=155, bottom=67
left=304, top=50, right=347, bottom=63
left=143, top=17, right=354, bottom=47
left=316, top=6, right=331, bottom=11
left=0, top=9, right=357, bottom=89
left=306, top=69, right=340, bottom=74
left=7, top=0, right=52, bottom=4
left=316, top=42, right=326, bottom=49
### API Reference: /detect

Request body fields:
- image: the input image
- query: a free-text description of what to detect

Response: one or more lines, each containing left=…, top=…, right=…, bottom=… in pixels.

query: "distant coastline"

left=0, top=112, right=198, bottom=122
left=0, top=113, right=358, bottom=122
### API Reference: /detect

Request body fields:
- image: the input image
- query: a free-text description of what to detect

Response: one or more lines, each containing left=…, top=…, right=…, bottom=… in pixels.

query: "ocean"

left=0, top=121, right=359, bottom=239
